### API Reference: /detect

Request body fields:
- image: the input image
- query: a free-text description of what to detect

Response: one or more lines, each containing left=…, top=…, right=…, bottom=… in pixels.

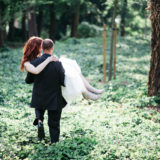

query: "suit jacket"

left=25, top=53, right=67, bottom=110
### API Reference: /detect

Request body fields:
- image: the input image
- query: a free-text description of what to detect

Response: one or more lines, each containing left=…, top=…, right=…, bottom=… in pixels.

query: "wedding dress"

left=59, top=57, right=87, bottom=104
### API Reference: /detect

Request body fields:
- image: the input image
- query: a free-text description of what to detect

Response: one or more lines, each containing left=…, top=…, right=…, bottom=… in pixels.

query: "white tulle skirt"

left=59, top=57, right=86, bottom=104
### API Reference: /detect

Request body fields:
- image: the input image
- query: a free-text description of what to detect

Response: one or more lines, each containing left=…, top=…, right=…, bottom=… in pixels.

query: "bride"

left=20, top=36, right=104, bottom=104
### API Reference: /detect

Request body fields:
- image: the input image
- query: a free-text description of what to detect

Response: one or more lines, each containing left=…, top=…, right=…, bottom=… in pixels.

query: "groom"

left=25, top=38, right=67, bottom=143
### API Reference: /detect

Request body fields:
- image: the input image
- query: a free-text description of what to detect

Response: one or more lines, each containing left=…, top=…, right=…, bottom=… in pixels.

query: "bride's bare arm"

left=24, top=56, right=58, bottom=74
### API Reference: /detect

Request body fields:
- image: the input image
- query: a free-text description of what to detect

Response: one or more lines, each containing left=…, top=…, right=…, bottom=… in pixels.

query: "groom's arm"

left=25, top=72, right=34, bottom=84
left=56, top=62, right=65, bottom=87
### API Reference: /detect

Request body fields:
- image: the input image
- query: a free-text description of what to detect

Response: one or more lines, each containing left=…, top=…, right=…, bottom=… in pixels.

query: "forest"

left=0, top=0, right=149, bottom=47
left=1, top=0, right=160, bottom=159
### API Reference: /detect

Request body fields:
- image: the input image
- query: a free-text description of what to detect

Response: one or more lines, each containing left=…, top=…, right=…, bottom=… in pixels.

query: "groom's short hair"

left=42, top=39, right=54, bottom=50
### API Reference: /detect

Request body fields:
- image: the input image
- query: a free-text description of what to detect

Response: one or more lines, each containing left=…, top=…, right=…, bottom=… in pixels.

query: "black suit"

left=25, top=53, right=67, bottom=143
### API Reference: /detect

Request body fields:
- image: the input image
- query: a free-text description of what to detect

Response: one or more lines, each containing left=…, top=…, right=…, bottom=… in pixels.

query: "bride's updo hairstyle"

left=20, top=36, right=43, bottom=71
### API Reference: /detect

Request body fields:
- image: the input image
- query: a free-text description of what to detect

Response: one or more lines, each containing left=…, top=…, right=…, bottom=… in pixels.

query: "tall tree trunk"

left=27, top=6, right=38, bottom=37
left=37, top=6, right=43, bottom=36
left=0, top=1, right=5, bottom=48
left=120, top=0, right=127, bottom=36
left=49, top=4, right=56, bottom=41
left=21, top=10, right=27, bottom=41
left=8, top=17, right=14, bottom=41
left=70, top=2, right=80, bottom=37
left=7, top=1, right=15, bottom=41
left=0, top=28, right=3, bottom=48
left=108, top=0, right=118, bottom=81
left=148, top=0, right=160, bottom=96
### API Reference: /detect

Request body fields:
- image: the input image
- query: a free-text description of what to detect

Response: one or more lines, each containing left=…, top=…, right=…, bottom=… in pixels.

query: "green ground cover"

left=0, top=35, right=160, bottom=160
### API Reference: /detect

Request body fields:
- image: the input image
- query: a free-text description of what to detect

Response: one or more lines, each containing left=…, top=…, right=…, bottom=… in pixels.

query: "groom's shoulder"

left=53, top=61, right=63, bottom=68
left=53, top=61, right=64, bottom=73
left=30, top=57, right=43, bottom=66
left=49, top=61, right=64, bottom=72
left=54, top=61, right=61, bottom=65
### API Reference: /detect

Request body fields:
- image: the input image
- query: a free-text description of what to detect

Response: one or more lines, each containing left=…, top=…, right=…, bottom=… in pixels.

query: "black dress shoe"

left=38, top=121, right=45, bottom=140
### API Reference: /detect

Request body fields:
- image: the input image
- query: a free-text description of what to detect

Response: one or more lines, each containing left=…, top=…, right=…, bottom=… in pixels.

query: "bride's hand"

left=48, top=55, right=59, bottom=62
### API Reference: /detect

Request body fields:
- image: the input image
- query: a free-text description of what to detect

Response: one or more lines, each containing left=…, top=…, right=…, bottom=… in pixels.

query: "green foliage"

left=1, top=34, right=160, bottom=159
left=78, top=22, right=102, bottom=38
left=0, top=45, right=10, bottom=52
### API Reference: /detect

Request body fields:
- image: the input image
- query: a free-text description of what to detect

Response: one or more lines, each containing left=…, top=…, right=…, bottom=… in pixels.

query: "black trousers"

left=34, top=109, right=62, bottom=143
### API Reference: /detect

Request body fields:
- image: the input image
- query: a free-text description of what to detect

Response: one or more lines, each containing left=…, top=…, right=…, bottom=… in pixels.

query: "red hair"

left=20, top=36, right=43, bottom=71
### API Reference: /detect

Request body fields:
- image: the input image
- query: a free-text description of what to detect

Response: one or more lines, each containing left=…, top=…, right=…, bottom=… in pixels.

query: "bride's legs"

left=82, top=90, right=101, bottom=101
left=80, top=74, right=104, bottom=94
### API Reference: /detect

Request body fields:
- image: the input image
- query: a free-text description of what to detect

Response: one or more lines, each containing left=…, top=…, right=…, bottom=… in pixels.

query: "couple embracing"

left=20, top=37, right=104, bottom=144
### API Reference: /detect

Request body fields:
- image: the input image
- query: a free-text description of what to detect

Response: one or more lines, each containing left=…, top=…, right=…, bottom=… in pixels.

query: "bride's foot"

left=95, top=89, right=105, bottom=94
left=82, top=91, right=101, bottom=101
left=80, top=74, right=105, bottom=94
left=86, top=86, right=105, bottom=94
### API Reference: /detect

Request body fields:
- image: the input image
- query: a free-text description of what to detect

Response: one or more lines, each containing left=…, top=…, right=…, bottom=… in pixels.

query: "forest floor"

left=0, top=35, right=160, bottom=160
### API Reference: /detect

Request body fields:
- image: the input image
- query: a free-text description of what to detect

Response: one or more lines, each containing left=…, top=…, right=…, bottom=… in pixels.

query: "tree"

left=27, top=6, right=38, bottom=37
left=120, top=0, right=127, bottom=36
left=8, top=17, right=15, bottom=41
left=37, top=4, right=43, bottom=36
left=21, top=9, right=27, bottom=41
left=0, top=27, right=4, bottom=48
left=0, top=0, right=6, bottom=48
left=7, top=0, right=16, bottom=41
left=49, top=4, right=56, bottom=41
left=148, top=0, right=160, bottom=96
left=70, top=0, right=81, bottom=37
left=26, top=0, right=38, bottom=37
left=69, top=0, right=86, bottom=37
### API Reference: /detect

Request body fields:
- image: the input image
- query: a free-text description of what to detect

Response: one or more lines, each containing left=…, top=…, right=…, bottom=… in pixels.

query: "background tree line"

left=0, top=0, right=149, bottom=48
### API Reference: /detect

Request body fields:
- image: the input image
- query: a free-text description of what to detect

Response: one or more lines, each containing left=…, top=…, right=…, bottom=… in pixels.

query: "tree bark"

left=8, top=17, right=14, bottom=41
left=49, top=4, right=56, bottom=41
left=120, top=0, right=127, bottom=36
left=70, top=2, right=80, bottom=37
left=148, top=0, right=160, bottom=96
left=0, top=1, right=5, bottom=48
left=0, top=28, right=3, bottom=48
left=21, top=10, right=27, bottom=41
left=7, top=0, right=15, bottom=41
left=37, top=6, right=43, bottom=36
left=27, top=5, right=38, bottom=37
